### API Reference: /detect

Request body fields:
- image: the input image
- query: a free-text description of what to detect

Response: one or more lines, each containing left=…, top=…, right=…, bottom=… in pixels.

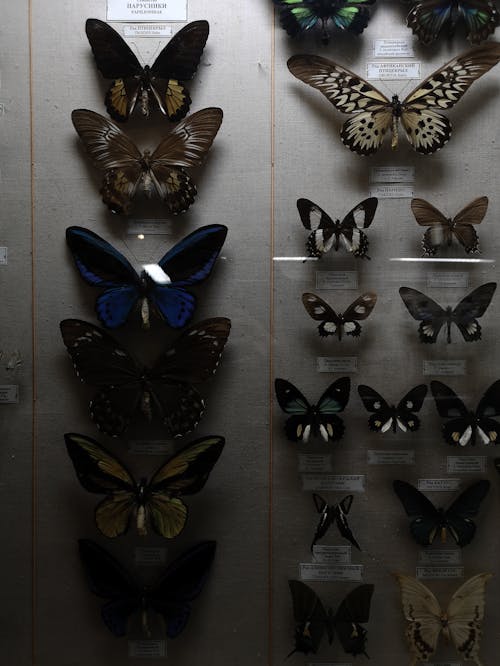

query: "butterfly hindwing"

left=393, top=480, right=442, bottom=545
left=451, top=282, right=496, bottom=342
left=357, top=384, right=427, bottom=434
left=288, top=580, right=333, bottom=655
left=444, top=479, right=490, bottom=546
left=334, top=584, right=374, bottom=656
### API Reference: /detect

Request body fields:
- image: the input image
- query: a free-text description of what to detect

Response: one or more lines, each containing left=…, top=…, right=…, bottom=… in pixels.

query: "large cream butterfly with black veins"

left=395, top=573, right=492, bottom=665
left=288, top=43, right=500, bottom=155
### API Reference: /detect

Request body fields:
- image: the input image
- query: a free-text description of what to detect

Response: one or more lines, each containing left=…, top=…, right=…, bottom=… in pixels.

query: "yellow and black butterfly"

left=288, top=43, right=500, bottom=154
left=65, top=432, right=225, bottom=538
left=85, top=19, right=209, bottom=122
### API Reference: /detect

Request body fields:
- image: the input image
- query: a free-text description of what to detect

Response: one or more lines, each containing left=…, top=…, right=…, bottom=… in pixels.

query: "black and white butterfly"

left=288, top=44, right=500, bottom=155
left=79, top=539, right=215, bottom=637
left=357, top=384, right=428, bottom=434
left=288, top=580, right=374, bottom=657
left=406, top=1, right=500, bottom=45
left=399, top=283, right=496, bottom=343
left=85, top=19, right=209, bottom=122
left=430, top=380, right=500, bottom=446
left=274, top=377, right=350, bottom=443
left=393, top=479, right=490, bottom=546
left=302, top=292, right=377, bottom=340
left=311, top=493, right=361, bottom=551
left=411, top=196, right=487, bottom=256
left=298, top=197, right=377, bottom=259
left=59, top=318, right=231, bottom=437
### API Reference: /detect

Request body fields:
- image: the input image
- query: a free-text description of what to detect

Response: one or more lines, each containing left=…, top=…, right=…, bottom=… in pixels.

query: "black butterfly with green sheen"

left=79, top=539, right=216, bottom=637
left=288, top=580, right=374, bottom=657
left=274, top=377, right=350, bottom=443
left=393, top=479, right=490, bottom=546
left=406, top=1, right=500, bottom=45
left=85, top=19, right=209, bottom=122
left=273, top=1, right=375, bottom=44
left=65, top=433, right=225, bottom=539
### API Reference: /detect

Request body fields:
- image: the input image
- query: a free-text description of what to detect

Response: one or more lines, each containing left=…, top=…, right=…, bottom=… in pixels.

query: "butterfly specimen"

left=273, top=0, right=375, bottom=44
left=411, top=196, right=487, bottom=256
left=430, top=379, right=500, bottom=445
left=65, top=432, right=225, bottom=538
left=66, top=225, right=227, bottom=329
left=357, top=384, right=428, bottom=434
left=311, top=493, right=361, bottom=551
left=288, top=580, right=373, bottom=657
left=79, top=539, right=216, bottom=637
left=71, top=107, right=223, bottom=215
left=393, top=479, right=490, bottom=546
left=302, top=292, right=377, bottom=340
left=287, top=43, right=500, bottom=155
left=85, top=19, right=209, bottom=122
left=395, top=573, right=492, bottom=665
left=298, top=197, right=377, bottom=259
left=399, top=282, right=496, bottom=343
left=59, top=317, right=231, bottom=437
left=406, top=1, right=500, bottom=45
left=274, top=377, right=350, bottom=443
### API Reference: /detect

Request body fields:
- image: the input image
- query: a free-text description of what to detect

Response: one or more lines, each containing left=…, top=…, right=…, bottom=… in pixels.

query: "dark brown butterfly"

left=71, top=107, right=223, bottom=215
left=85, top=18, right=209, bottom=122
left=411, top=196, right=487, bottom=256
left=302, top=292, right=377, bottom=340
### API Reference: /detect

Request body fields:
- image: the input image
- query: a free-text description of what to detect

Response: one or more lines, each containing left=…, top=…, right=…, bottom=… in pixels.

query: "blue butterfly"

left=407, top=1, right=500, bottom=44
left=66, top=224, right=227, bottom=329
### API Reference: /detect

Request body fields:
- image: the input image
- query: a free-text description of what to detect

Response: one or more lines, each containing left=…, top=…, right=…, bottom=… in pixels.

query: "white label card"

left=128, top=640, right=167, bottom=658
left=302, top=474, right=365, bottom=493
left=123, top=24, right=173, bottom=36
left=367, top=450, right=415, bottom=465
left=418, top=478, right=461, bottom=492
left=0, top=385, right=18, bottom=403
left=416, top=566, right=464, bottom=579
left=447, top=456, right=487, bottom=473
left=107, top=0, right=187, bottom=22
left=127, top=220, right=173, bottom=235
left=0, top=247, right=7, bottom=264
left=418, top=550, right=462, bottom=565
left=315, top=271, right=358, bottom=290
left=129, top=440, right=174, bottom=455
left=427, top=272, right=469, bottom=289
left=367, top=61, right=420, bottom=80
left=298, top=454, right=333, bottom=474
left=135, top=547, right=167, bottom=566
left=370, top=166, right=415, bottom=183
left=369, top=184, right=414, bottom=199
left=312, top=545, right=351, bottom=565
left=373, top=38, right=414, bottom=58
left=300, top=563, right=363, bottom=582
left=423, top=360, right=466, bottom=376
left=317, top=357, right=358, bottom=373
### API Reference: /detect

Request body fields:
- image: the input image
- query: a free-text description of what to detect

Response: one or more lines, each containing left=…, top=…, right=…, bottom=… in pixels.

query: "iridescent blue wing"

left=460, top=1, right=500, bottom=44
left=407, top=1, right=499, bottom=45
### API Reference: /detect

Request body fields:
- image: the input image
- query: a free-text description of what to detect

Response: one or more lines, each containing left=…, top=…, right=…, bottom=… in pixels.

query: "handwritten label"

left=0, top=385, right=18, bottom=403
left=300, top=563, right=363, bottom=582
left=418, top=550, right=462, bottom=566
left=128, top=640, right=167, bottom=658
left=312, top=545, right=351, bottom=564
left=317, top=357, right=358, bottom=373
left=416, top=566, right=464, bottom=579
left=298, top=454, right=333, bottom=474
left=369, top=184, right=414, bottom=199
left=427, top=272, right=469, bottom=289
left=107, top=0, right=187, bottom=22
left=127, top=219, right=172, bottom=235
left=367, top=61, right=420, bottom=80
left=373, top=38, right=414, bottom=58
left=367, top=450, right=415, bottom=465
left=370, top=166, right=415, bottom=183
left=0, top=247, right=7, bottom=264
left=423, top=360, right=466, bottom=376
left=128, top=440, right=174, bottom=455
left=123, top=24, right=172, bottom=36
left=447, top=456, right=487, bottom=473
left=302, top=474, right=365, bottom=493
left=315, top=271, right=358, bottom=290
left=135, top=547, right=167, bottom=566
left=418, top=478, right=461, bottom=492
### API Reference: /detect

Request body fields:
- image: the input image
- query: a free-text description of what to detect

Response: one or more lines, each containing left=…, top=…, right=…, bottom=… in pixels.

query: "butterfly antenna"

left=285, top=648, right=298, bottom=659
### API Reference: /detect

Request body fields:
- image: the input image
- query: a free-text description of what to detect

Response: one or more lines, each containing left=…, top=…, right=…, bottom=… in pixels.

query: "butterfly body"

left=357, top=384, right=428, bottom=434
left=288, top=45, right=500, bottom=155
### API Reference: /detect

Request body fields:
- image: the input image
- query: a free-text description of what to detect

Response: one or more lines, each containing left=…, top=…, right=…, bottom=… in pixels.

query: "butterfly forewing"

left=444, top=479, right=490, bottom=545
left=393, top=480, right=442, bottom=545
left=288, top=580, right=332, bottom=655
left=334, top=584, right=373, bottom=656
